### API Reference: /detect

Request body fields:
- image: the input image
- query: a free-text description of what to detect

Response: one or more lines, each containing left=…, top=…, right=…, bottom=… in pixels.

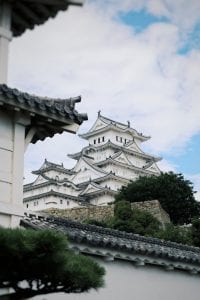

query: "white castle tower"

left=23, top=112, right=161, bottom=210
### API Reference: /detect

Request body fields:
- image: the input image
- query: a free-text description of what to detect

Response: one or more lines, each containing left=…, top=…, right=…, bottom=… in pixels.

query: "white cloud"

left=8, top=1, right=200, bottom=189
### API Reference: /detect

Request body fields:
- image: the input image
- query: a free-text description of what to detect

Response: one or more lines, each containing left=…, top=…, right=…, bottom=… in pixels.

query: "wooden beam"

left=15, top=2, right=41, bottom=24
left=12, top=11, right=32, bottom=29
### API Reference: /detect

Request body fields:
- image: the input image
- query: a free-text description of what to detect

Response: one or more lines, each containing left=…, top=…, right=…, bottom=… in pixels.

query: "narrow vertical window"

left=60, top=199, right=63, bottom=204
left=116, top=136, right=118, bottom=141
left=94, top=139, right=96, bottom=144
left=102, top=136, right=105, bottom=142
left=98, top=137, right=101, bottom=143
left=120, top=137, right=123, bottom=143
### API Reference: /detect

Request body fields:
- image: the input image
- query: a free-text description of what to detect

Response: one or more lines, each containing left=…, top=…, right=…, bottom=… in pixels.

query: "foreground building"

left=21, top=213, right=200, bottom=300
left=0, top=84, right=87, bottom=227
left=24, top=113, right=161, bottom=210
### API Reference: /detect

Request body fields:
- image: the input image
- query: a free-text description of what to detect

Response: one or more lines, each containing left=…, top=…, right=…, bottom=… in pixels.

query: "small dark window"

left=60, top=199, right=63, bottom=204
left=67, top=200, right=70, bottom=206
left=26, top=204, right=29, bottom=208
left=98, top=137, right=101, bottom=143
left=116, top=136, right=118, bottom=141
left=94, top=139, right=96, bottom=144
left=124, top=139, right=127, bottom=144
left=120, top=137, right=123, bottom=143
left=102, top=136, right=105, bottom=142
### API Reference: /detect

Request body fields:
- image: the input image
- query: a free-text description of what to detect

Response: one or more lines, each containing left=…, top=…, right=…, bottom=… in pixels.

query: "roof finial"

left=127, top=120, right=130, bottom=128
left=98, top=110, right=101, bottom=117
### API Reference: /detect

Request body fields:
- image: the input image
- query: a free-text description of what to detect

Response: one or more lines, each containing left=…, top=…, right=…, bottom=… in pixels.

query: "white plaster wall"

left=89, top=148, right=114, bottom=162
left=25, top=196, right=79, bottom=211
left=88, top=129, right=133, bottom=147
left=102, top=164, right=138, bottom=180
left=32, top=258, right=200, bottom=300
left=100, top=179, right=125, bottom=191
left=72, top=169, right=103, bottom=185
left=90, top=194, right=114, bottom=205
left=0, top=110, right=25, bottom=227
left=126, top=154, right=146, bottom=168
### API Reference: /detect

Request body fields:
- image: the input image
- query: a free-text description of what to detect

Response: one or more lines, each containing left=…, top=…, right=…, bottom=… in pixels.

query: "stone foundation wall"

left=45, top=200, right=170, bottom=226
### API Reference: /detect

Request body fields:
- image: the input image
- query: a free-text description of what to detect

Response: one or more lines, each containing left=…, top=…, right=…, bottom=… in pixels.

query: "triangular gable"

left=112, top=152, right=132, bottom=166
left=72, top=157, right=105, bottom=174
left=80, top=182, right=104, bottom=195
left=145, top=162, right=161, bottom=173
left=88, top=117, right=108, bottom=133
left=32, top=175, right=48, bottom=186
left=71, top=158, right=106, bottom=184
left=125, top=140, right=143, bottom=153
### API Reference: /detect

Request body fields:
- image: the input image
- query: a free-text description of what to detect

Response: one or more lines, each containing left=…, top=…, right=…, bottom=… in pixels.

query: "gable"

left=80, top=183, right=103, bottom=195
left=125, top=141, right=142, bottom=153
left=113, top=152, right=132, bottom=165
left=32, top=175, right=47, bottom=186
left=88, top=118, right=107, bottom=133
left=145, top=163, right=160, bottom=173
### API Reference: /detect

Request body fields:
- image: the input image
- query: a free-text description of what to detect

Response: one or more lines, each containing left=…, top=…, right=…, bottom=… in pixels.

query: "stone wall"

left=45, top=200, right=170, bottom=226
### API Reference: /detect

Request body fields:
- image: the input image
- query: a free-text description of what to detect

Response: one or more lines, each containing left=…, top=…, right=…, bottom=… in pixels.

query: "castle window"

left=116, top=136, right=119, bottom=141
left=94, top=139, right=96, bottom=144
left=102, top=136, right=105, bottom=142
left=55, top=175, right=59, bottom=181
left=98, top=137, right=101, bottom=143
left=60, top=199, right=63, bottom=204
left=120, top=137, right=123, bottom=143
left=124, top=138, right=127, bottom=144
left=26, top=204, right=29, bottom=208
left=67, top=200, right=70, bottom=206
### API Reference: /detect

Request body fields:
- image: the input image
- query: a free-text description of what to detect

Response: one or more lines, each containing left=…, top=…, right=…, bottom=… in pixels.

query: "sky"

left=8, top=0, right=200, bottom=199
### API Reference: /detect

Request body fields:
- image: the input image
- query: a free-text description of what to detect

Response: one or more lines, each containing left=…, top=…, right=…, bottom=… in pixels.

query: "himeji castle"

left=23, top=112, right=161, bottom=210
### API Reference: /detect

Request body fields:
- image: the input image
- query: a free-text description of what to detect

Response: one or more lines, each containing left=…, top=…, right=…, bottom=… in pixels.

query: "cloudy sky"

left=8, top=0, right=200, bottom=198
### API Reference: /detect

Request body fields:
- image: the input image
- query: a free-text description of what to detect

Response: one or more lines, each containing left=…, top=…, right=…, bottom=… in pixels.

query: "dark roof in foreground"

left=0, top=84, right=87, bottom=143
left=21, top=213, right=200, bottom=275
left=10, top=0, right=84, bottom=37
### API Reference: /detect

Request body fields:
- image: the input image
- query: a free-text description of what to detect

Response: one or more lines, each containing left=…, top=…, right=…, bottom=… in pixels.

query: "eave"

left=21, top=214, right=200, bottom=275
left=0, top=84, right=87, bottom=143
left=79, top=124, right=150, bottom=142
left=23, top=189, right=84, bottom=203
left=10, top=0, right=84, bottom=37
left=68, top=140, right=162, bottom=162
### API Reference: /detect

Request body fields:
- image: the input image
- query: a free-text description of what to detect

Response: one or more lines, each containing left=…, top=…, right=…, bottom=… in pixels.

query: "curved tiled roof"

left=10, top=0, right=84, bottom=37
left=0, top=84, right=87, bottom=143
left=21, top=214, right=200, bottom=275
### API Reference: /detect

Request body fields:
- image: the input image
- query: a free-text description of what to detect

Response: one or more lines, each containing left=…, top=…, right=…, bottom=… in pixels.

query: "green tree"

left=115, top=172, right=200, bottom=225
left=191, top=218, right=200, bottom=247
left=0, top=228, right=105, bottom=300
left=154, top=224, right=193, bottom=245
left=110, top=201, right=160, bottom=236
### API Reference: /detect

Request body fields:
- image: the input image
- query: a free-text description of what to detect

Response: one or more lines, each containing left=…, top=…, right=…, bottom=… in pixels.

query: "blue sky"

left=116, top=6, right=200, bottom=188
left=9, top=0, right=200, bottom=198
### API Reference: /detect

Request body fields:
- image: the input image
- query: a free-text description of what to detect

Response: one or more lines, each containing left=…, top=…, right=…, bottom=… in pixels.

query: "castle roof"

left=21, top=214, right=200, bottom=275
left=68, top=140, right=161, bottom=162
left=79, top=113, right=150, bottom=142
left=0, top=84, right=87, bottom=143
left=77, top=172, right=129, bottom=188
left=95, top=156, right=161, bottom=175
left=10, top=0, right=84, bottom=37
left=32, top=159, right=75, bottom=175
left=23, top=189, right=84, bottom=203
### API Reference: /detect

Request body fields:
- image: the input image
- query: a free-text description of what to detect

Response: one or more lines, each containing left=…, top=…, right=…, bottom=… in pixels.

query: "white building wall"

left=0, top=110, right=27, bottom=227
left=33, top=258, right=200, bottom=300
left=25, top=195, right=79, bottom=211
left=90, top=194, right=114, bottom=206
left=88, top=129, right=133, bottom=147
left=100, top=179, right=125, bottom=191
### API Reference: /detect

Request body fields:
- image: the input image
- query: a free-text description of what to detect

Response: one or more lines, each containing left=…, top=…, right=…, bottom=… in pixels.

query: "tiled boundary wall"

left=45, top=200, right=170, bottom=226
